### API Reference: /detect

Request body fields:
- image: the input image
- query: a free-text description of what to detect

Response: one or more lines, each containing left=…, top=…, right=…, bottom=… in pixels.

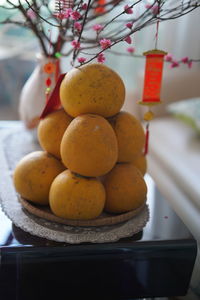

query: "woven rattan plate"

left=19, top=196, right=146, bottom=227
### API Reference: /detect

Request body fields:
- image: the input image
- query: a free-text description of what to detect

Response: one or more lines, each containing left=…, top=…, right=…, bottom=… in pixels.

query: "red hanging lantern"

left=139, top=49, right=167, bottom=108
left=139, top=49, right=167, bottom=155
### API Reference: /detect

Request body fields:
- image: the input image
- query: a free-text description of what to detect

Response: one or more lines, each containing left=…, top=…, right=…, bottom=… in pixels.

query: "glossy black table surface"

left=0, top=122, right=197, bottom=300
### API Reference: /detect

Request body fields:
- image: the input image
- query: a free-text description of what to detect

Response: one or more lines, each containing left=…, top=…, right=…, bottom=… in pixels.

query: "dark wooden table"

left=0, top=121, right=197, bottom=300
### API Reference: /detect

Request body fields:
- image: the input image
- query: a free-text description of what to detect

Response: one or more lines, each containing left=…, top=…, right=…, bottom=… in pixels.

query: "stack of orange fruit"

left=13, top=63, right=147, bottom=220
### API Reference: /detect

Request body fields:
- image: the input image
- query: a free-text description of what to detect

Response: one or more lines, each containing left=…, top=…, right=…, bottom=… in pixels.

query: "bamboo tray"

left=19, top=196, right=146, bottom=227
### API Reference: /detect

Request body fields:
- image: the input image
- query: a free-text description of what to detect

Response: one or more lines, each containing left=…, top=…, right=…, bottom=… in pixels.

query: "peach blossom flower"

left=100, top=39, right=111, bottom=49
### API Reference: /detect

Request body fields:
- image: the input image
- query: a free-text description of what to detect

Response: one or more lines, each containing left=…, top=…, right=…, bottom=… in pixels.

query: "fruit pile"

left=13, top=63, right=147, bottom=221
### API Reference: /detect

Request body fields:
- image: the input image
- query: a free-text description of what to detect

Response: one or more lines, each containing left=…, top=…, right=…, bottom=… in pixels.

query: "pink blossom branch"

left=18, top=0, right=49, bottom=56
left=24, top=0, right=60, bottom=27
left=71, top=0, right=93, bottom=65
left=1, top=0, right=200, bottom=64
left=98, top=0, right=143, bottom=34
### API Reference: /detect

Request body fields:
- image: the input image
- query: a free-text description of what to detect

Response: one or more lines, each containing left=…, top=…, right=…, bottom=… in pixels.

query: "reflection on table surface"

left=0, top=174, right=192, bottom=248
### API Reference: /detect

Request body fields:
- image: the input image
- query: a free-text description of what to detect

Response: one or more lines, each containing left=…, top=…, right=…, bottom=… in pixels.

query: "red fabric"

left=40, top=73, right=66, bottom=119
left=55, top=58, right=61, bottom=82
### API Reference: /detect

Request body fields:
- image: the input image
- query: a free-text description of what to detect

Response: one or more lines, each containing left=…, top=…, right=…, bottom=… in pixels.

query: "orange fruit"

left=60, top=114, right=118, bottom=177
left=103, top=163, right=147, bottom=213
left=13, top=151, right=65, bottom=205
left=49, top=170, right=106, bottom=220
left=108, top=111, right=145, bottom=162
left=132, top=154, right=147, bottom=176
left=37, top=109, right=72, bottom=159
left=60, top=63, right=125, bottom=118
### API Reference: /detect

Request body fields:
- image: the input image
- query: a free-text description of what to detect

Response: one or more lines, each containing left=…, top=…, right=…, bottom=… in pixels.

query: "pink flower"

left=64, top=8, right=72, bottom=18
left=165, top=53, right=173, bottom=62
left=27, top=8, right=36, bottom=19
left=126, top=22, right=133, bottom=29
left=124, top=5, right=133, bottom=14
left=145, top=3, right=159, bottom=15
left=71, top=10, right=81, bottom=20
left=97, top=53, right=105, bottom=63
left=152, top=4, right=159, bottom=15
left=99, top=39, right=112, bottom=49
left=54, top=12, right=65, bottom=19
left=81, top=3, right=88, bottom=10
left=127, top=47, right=135, bottom=53
left=181, top=56, right=189, bottom=63
left=188, top=60, right=193, bottom=68
left=78, top=57, right=86, bottom=63
left=74, top=22, right=82, bottom=31
left=170, top=61, right=179, bottom=68
left=145, top=3, right=151, bottom=9
left=93, top=24, right=103, bottom=32
left=71, top=40, right=81, bottom=49
left=124, top=36, right=132, bottom=44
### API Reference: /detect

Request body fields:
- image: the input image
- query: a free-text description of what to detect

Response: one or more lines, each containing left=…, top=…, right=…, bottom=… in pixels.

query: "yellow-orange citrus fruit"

left=103, top=163, right=147, bottom=213
left=37, top=109, right=72, bottom=159
left=49, top=170, right=106, bottom=220
left=132, top=154, right=147, bottom=176
left=60, top=114, right=118, bottom=177
left=60, top=63, right=125, bottom=118
left=108, top=111, right=145, bottom=162
left=13, top=151, right=65, bottom=205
